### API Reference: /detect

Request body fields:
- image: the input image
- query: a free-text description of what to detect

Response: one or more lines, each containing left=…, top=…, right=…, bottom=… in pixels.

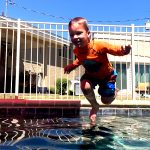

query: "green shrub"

left=56, top=78, right=70, bottom=95
left=68, top=90, right=73, bottom=95
left=49, top=87, right=55, bottom=94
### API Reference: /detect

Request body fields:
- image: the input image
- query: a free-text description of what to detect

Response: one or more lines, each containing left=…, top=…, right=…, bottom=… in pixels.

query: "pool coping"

left=0, top=99, right=150, bottom=108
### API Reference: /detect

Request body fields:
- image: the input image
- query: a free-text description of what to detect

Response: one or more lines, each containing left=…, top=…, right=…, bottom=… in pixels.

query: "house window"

left=135, top=64, right=150, bottom=85
left=58, top=44, right=73, bottom=60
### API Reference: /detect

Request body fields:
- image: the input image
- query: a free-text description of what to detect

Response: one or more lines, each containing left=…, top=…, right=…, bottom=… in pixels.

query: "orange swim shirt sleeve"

left=95, top=40, right=126, bottom=56
left=71, top=48, right=81, bottom=67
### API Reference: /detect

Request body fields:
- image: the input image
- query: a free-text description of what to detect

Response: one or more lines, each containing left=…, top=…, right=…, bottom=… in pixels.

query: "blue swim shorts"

left=80, top=70, right=117, bottom=97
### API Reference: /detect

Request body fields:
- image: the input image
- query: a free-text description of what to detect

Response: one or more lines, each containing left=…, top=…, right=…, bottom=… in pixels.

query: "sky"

left=0, top=0, right=150, bottom=25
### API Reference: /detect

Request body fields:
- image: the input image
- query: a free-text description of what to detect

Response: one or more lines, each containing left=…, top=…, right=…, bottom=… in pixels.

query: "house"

left=0, top=15, right=80, bottom=93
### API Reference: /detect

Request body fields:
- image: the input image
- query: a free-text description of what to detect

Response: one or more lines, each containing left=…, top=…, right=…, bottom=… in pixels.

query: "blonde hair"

left=68, top=17, right=89, bottom=31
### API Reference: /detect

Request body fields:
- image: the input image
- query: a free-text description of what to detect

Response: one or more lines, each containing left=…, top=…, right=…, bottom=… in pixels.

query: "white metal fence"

left=0, top=17, right=150, bottom=100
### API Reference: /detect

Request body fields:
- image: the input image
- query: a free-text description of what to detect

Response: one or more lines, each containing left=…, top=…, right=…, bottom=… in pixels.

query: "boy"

left=64, top=17, right=131, bottom=124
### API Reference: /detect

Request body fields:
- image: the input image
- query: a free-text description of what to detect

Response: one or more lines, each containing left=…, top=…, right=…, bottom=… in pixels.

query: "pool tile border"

left=80, top=107, right=150, bottom=117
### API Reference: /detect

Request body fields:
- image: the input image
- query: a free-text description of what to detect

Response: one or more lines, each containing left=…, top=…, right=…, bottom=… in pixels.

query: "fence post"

left=15, top=19, right=21, bottom=99
left=131, top=24, right=136, bottom=100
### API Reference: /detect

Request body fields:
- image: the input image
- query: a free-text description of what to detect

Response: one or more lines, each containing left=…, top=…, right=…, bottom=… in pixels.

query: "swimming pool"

left=0, top=108, right=150, bottom=150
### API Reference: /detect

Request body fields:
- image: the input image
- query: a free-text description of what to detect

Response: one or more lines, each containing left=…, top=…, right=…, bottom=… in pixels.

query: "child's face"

left=69, top=22, right=90, bottom=48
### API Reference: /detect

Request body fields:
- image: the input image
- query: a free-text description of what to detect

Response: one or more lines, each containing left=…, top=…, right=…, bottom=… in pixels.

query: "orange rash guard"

left=72, top=39, right=127, bottom=80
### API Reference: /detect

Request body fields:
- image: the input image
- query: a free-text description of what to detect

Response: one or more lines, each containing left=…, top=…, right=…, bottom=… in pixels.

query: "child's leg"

left=101, top=88, right=118, bottom=104
left=89, top=105, right=99, bottom=124
left=98, top=82, right=117, bottom=105
left=81, top=79, right=100, bottom=123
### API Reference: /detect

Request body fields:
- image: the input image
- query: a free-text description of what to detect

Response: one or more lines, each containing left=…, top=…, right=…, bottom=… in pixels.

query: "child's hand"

left=64, top=64, right=75, bottom=74
left=121, top=45, right=131, bottom=55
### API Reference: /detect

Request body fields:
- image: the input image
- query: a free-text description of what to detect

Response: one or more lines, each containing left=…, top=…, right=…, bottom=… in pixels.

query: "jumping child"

left=64, top=17, right=131, bottom=124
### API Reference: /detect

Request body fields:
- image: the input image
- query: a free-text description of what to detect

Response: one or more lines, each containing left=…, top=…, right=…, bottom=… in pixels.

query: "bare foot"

left=89, top=105, right=99, bottom=124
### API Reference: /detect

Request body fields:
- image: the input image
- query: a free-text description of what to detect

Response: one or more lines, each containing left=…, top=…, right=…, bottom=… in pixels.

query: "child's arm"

left=97, top=41, right=131, bottom=56
left=106, top=44, right=131, bottom=56
left=64, top=58, right=80, bottom=74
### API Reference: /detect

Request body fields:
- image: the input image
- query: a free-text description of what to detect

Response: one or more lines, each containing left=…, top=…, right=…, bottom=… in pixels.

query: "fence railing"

left=0, top=18, right=150, bottom=100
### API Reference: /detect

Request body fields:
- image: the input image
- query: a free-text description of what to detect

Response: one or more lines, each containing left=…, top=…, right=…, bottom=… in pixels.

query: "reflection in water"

left=0, top=116, right=150, bottom=150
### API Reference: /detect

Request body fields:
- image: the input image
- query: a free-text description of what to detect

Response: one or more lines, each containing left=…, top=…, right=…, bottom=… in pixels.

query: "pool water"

left=0, top=115, right=150, bottom=150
